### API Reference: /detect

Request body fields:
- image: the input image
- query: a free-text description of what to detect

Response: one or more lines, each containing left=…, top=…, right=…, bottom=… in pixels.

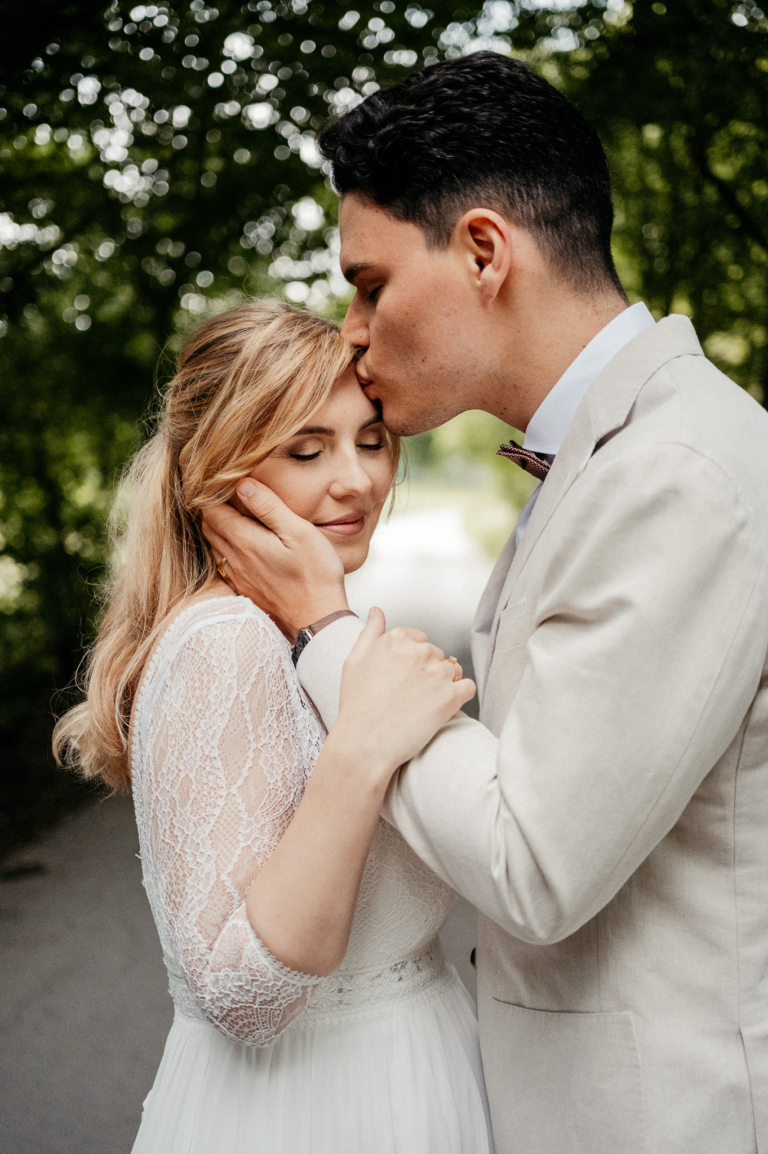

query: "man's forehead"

left=339, top=195, right=426, bottom=277
left=340, top=195, right=392, bottom=248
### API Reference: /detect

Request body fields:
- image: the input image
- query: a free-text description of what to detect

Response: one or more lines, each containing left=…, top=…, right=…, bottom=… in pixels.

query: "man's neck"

left=481, top=288, right=628, bottom=431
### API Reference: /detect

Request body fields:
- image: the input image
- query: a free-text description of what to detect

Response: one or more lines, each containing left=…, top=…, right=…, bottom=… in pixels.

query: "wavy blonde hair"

left=54, top=299, right=395, bottom=792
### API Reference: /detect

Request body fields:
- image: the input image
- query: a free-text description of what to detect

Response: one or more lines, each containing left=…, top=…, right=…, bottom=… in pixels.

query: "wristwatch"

left=291, top=609, right=358, bottom=666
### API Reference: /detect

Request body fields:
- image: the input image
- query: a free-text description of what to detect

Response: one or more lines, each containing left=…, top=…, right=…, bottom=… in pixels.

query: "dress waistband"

left=305, top=938, right=446, bottom=1018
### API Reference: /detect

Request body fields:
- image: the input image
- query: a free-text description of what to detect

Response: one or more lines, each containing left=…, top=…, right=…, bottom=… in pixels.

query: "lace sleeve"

left=136, top=609, right=326, bottom=1046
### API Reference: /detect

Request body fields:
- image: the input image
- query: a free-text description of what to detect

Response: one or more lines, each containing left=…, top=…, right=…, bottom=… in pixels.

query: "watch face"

left=291, top=628, right=312, bottom=666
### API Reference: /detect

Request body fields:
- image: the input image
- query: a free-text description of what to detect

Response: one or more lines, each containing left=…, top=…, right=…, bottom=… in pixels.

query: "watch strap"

left=291, top=609, right=357, bottom=666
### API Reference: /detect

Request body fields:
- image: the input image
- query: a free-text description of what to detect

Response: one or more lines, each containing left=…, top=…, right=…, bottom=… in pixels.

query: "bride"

left=54, top=300, right=493, bottom=1154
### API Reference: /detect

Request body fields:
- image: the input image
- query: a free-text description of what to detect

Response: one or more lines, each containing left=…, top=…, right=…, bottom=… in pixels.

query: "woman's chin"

left=335, top=541, right=369, bottom=576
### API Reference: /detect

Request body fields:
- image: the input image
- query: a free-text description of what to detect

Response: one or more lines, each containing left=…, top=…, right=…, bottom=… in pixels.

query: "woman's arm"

left=245, top=607, right=474, bottom=974
left=139, top=605, right=472, bottom=1044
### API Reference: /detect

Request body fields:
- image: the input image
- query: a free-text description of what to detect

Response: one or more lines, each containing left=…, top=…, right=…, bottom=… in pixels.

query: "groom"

left=205, top=54, right=768, bottom=1153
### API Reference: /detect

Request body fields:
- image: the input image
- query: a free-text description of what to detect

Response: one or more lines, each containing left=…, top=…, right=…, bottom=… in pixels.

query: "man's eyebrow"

left=343, top=261, right=375, bottom=284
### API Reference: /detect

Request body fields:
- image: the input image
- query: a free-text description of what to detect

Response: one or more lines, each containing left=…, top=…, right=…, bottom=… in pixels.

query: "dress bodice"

left=131, top=596, right=454, bottom=1045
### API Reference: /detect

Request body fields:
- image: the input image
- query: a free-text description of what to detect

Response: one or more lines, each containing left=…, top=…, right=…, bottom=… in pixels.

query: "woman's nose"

left=328, top=451, right=374, bottom=499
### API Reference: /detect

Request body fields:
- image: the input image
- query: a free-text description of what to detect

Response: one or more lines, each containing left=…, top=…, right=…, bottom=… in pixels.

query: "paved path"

left=0, top=505, right=492, bottom=1153
left=0, top=797, right=172, bottom=1154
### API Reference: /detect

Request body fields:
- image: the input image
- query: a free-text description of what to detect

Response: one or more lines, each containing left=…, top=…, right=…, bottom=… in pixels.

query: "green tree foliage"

left=565, top=0, right=768, bottom=399
left=0, top=0, right=532, bottom=847
left=0, top=0, right=766, bottom=848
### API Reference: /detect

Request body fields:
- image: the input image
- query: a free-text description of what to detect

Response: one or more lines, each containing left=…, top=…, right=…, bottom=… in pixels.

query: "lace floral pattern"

left=132, top=598, right=327, bottom=1047
left=131, top=597, right=455, bottom=1049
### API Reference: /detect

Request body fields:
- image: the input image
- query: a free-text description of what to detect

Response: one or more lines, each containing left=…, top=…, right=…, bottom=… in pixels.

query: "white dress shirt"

left=515, top=302, right=656, bottom=545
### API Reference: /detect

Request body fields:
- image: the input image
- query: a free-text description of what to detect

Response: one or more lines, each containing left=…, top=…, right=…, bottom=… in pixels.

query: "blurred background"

left=1, top=0, right=767, bottom=1149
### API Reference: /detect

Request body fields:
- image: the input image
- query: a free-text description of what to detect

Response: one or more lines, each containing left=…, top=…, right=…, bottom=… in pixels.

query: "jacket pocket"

left=482, top=999, right=645, bottom=1154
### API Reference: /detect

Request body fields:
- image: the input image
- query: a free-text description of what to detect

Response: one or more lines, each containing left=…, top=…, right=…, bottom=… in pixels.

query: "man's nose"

left=341, top=294, right=369, bottom=352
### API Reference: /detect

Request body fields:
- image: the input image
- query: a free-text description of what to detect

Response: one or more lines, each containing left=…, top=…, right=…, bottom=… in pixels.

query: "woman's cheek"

left=371, top=455, right=395, bottom=502
left=256, top=463, right=324, bottom=522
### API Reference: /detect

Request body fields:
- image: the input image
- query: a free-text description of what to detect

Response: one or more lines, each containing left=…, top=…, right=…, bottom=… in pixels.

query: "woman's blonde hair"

left=53, top=299, right=396, bottom=792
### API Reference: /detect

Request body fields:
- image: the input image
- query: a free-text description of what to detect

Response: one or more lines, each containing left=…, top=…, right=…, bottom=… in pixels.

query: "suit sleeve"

left=300, top=444, right=768, bottom=945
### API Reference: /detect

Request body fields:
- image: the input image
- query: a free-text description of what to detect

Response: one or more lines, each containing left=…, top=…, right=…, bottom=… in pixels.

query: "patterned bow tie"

left=497, top=441, right=554, bottom=483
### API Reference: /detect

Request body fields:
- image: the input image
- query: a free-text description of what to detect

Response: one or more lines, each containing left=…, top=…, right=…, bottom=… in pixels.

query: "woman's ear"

left=453, top=208, right=514, bottom=304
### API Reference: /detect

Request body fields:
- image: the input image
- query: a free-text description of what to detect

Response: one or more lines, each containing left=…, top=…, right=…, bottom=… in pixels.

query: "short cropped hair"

left=318, top=52, right=624, bottom=296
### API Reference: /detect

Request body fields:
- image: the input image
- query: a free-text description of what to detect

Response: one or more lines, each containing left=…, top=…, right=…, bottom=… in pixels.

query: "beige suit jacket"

left=298, top=317, right=768, bottom=1154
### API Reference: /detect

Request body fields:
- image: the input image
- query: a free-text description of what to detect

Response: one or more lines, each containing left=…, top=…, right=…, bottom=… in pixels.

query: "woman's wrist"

left=318, top=724, right=398, bottom=796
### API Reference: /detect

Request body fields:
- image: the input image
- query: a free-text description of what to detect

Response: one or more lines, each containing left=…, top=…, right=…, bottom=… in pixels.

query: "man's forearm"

left=297, top=615, right=365, bottom=728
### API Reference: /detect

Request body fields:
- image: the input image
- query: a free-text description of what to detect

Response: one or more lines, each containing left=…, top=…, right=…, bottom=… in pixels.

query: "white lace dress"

left=130, top=596, right=493, bottom=1154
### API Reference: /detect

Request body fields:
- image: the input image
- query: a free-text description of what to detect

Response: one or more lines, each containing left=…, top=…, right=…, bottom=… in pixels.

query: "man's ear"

left=453, top=208, right=514, bottom=304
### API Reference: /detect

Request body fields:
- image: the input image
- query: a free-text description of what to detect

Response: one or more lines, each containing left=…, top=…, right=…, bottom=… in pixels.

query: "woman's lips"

left=316, top=513, right=366, bottom=537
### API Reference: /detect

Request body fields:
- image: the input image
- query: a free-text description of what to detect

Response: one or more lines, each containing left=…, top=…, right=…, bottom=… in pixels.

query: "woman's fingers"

left=200, top=484, right=347, bottom=629
left=453, top=676, right=477, bottom=707
left=235, top=478, right=308, bottom=544
left=349, top=607, right=387, bottom=663
left=388, top=625, right=429, bottom=645
left=201, top=516, right=227, bottom=561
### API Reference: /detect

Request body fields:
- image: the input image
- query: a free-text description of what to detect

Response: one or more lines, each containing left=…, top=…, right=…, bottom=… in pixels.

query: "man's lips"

left=315, top=512, right=367, bottom=537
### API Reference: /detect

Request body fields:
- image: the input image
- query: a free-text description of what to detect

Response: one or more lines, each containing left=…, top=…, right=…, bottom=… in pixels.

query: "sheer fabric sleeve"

left=137, top=610, right=326, bottom=1046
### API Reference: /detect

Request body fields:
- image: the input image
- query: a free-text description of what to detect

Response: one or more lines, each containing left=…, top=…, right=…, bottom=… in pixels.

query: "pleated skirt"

left=132, top=966, right=493, bottom=1154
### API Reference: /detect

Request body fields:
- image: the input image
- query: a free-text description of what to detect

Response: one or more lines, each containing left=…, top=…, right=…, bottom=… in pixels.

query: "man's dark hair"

left=318, top=52, right=624, bottom=296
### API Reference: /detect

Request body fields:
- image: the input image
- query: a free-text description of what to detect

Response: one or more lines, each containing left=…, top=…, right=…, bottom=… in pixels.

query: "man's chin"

left=379, top=406, right=440, bottom=438
left=386, top=418, right=440, bottom=437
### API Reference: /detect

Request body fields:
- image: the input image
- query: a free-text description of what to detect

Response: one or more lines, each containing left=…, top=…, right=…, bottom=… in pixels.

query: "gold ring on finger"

left=447, top=656, right=461, bottom=683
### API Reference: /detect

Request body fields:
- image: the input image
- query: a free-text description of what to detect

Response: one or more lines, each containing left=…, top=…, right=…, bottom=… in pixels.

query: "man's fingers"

left=236, top=478, right=308, bottom=542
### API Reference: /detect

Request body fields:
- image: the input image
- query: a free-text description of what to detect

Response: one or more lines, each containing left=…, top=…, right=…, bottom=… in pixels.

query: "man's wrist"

left=291, top=609, right=357, bottom=666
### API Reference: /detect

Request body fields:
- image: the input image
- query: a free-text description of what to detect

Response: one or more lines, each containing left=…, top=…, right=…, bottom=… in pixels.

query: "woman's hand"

left=330, top=608, right=476, bottom=784
left=202, top=480, right=348, bottom=636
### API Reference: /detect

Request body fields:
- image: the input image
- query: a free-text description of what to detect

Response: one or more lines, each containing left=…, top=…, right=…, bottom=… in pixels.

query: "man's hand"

left=202, top=479, right=348, bottom=636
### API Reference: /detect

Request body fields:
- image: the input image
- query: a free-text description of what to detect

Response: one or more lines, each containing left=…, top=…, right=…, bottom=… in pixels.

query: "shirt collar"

left=523, top=302, right=656, bottom=457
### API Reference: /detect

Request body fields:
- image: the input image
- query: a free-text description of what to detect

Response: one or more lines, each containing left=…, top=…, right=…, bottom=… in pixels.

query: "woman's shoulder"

left=132, top=591, right=315, bottom=771
left=158, top=594, right=289, bottom=665
left=139, top=595, right=291, bottom=709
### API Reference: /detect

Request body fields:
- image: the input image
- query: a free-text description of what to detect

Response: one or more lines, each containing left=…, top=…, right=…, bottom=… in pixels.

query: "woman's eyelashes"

left=287, top=432, right=385, bottom=462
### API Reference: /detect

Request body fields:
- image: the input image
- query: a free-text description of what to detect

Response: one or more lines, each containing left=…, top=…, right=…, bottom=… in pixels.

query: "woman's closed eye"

left=289, top=448, right=322, bottom=461
left=287, top=428, right=385, bottom=461
left=290, top=441, right=383, bottom=461
left=287, top=436, right=322, bottom=459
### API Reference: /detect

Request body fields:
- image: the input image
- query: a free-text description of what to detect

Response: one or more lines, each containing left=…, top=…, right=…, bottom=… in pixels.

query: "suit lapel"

left=482, top=316, right=704, bottom=661
left=471, top=527, right=518, bottom=699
